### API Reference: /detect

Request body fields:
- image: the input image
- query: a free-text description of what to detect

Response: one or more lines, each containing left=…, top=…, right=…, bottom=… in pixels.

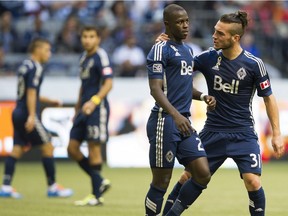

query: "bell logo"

left=213, top=75, right=239, bottom=94
left=180, top=60, right=193, bottom=75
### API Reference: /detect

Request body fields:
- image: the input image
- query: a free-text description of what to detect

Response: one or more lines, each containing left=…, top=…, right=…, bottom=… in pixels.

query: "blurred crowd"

left=0, top=0, right=287, bottom=77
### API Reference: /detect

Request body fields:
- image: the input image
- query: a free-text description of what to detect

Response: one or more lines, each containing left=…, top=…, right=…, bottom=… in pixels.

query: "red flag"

left=260, top=79, right=270, bottom=90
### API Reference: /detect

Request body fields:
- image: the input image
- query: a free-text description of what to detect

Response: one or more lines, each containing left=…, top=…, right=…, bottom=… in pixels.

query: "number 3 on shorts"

left=250, top=153, right=261, bottom=168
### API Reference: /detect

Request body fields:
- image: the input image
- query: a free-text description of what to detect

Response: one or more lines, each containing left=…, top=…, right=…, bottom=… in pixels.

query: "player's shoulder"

left=148, top=41, right=168, bottom=60
left=96, top=47, right=110, bottom=66
left=199, top=47, right=218, bottom=56
left=23, top=59, right=35, bottom=69
left=195, top=47, right=219, bottom=61
left=17, top=59, right=35, bottom=74
left=241, top=50, right=267, bottom=76
left=151, top=41, right=168, bottom=52
left=96, top=47, right=109, bottom=59
left=242, top=50, right=265, bottom=66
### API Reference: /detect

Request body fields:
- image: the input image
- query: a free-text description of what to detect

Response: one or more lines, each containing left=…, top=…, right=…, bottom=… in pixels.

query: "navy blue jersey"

left=79, top=48, right=113, bottom=106
left=147, top=41, right=194, bottom=115
left=194, top=48, right=272, bottom=132
left=15, top=59, right=44, bottom=116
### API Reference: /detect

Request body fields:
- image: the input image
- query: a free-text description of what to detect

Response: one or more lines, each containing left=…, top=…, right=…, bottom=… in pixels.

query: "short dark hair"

left=28, top=38, right=50, bottom=53
left=80, top=26, right=99, bottom=36
left=220, top=11, right=248, bottom=37
left=163, top=4, right=186, bottom=22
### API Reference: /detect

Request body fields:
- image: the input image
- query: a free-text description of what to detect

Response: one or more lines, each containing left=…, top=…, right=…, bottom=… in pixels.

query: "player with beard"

left=159, top=11, right=284, bottom=216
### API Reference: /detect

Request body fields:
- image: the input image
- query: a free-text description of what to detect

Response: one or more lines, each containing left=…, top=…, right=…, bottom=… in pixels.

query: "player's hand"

left=52, top=99, right=63, bottom=107
left=25, top=115, right=35, bottom=133
left=82, top=100, right=96, bottom=115
left=204, top=95, right=216, bottom=111
left=156, top=33, right=170, bottom=43
left=173, top=113, right=195, bottom=137
left=271, top=134, right=285, bottom=159
left=49, top=99, right=63, bottom=107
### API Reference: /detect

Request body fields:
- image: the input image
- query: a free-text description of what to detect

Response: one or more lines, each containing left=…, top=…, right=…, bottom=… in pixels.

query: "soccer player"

left=160, top=11, right=285, bottom=216
left=67, top=26, right=112, bottom=206
left=0, top=38, right=73, bottom=198
left=145, top=4, right=216, bottom=216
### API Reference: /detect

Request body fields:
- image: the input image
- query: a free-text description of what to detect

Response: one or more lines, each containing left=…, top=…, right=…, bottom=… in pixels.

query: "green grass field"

left=0, top=161, right=287, bottom=216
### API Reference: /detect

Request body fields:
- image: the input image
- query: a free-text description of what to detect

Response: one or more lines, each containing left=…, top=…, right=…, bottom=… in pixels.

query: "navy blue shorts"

left=147, top=112, right=207, bottom=168
left=12, top=109, right=51, bottom=146
left=199, top=129, right=262, bottom=175
left=70, top=103, right=109, bottom=144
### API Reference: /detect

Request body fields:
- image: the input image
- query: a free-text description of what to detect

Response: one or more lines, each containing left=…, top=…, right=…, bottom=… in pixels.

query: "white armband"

left=200, top=93, right=206, bottom=101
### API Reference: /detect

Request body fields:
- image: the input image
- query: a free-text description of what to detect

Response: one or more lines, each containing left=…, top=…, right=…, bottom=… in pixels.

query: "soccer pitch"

left=0, top=161, right=287, bottom=216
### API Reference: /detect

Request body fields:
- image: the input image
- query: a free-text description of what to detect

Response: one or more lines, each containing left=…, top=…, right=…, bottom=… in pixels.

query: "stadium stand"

left=0, top=1, right=287, bottom=77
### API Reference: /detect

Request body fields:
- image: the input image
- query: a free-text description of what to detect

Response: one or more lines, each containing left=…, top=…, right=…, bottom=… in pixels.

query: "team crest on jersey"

left=88, top=59, right=94, bottom=68
left=212, top=56, right=222, bottom=70
left=170, top=45, right=181, bottom=56
left=236, top=67, right=247, bottom=80
left=165, top=151, right=174, bottom=163
left=153, top=63, right=162, bottom=73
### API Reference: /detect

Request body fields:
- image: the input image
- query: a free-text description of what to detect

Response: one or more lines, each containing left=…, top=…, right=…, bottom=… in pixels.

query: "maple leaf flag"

left=102, top=67, right=112, bottom=75
left=260, top=79, right=270, bottom=90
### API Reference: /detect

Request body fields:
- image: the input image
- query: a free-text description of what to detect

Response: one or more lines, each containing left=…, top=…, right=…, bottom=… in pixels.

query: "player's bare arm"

left=263, top=94, right=284, bottom=158
left=25, top=88, right=37, bottom=132
left=149, top=78, right=194, bottom=136
left=192, top=87, right=216, bottom=111
left=74, top=86, right=83, bottom=115
left=40, top=96, right=62, bottom=107
left=82, top=78, right=113, bottom=115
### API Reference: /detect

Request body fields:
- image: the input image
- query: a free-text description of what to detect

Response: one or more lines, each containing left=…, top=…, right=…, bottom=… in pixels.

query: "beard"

left=85, top=46, right=95, bottom=53
left=214, top=38, right=233, bottom=51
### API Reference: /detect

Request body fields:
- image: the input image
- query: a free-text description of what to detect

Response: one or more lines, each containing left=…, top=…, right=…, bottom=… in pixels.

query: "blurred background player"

left=67, top=26, right=113, bottom=206
left=0, top=38, right=73, bottom=198
left=144, top=4, right=216, bottom=216
left=159, top=11, right=284, bottom=216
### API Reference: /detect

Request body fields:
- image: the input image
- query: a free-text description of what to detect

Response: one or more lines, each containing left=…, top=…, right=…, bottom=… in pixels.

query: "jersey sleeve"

left=253, top=58, right=272, bottom=97
left=147, top=41, right=167, bottom=79
left=98, top=48, right=113, bottom=79
left=25, top=62, right=40, bottom=89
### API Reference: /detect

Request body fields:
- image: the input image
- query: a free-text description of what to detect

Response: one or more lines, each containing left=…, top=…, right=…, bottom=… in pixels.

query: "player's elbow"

left=149, top=86, right=160, bottom=98
left=104, top=78, right=113, bottom=92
